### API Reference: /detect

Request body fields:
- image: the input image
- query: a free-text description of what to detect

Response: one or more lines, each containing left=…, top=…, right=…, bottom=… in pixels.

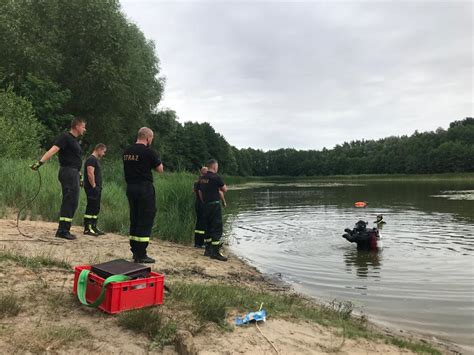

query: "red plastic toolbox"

left=73, top=265, right=164, bottom=314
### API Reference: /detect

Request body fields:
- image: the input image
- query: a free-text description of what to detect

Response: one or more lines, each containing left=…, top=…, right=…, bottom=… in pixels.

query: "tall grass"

left=0, top=159, right=197, bottom=243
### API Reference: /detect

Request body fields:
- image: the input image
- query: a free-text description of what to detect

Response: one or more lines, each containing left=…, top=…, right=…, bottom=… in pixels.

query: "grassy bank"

left=123, top=281, right=441, bottom=354
left=0, top=159, right=197, bottom=243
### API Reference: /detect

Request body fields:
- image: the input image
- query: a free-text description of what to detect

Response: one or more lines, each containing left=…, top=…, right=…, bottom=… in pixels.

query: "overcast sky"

left=120, top=0, right=473, bottom=150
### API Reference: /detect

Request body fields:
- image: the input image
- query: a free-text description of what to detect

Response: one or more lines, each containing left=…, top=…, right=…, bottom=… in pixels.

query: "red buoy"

left=354, top=201, right=367, bottom=208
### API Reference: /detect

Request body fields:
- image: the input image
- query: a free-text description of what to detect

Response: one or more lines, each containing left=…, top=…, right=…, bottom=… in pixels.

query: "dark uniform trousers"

left=194, top=200, right=206, bottom=246
left=84, top=187, right=101, bottom=229
left=58, top=166, right=80, bottom=234
left=203, top=201, right=223, bottom=246
left=126, top=182, right=156, bottom=258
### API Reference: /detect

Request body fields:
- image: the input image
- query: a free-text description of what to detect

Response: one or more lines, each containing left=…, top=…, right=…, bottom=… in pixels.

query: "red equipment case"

left=73, top=265, right=164, bottom=314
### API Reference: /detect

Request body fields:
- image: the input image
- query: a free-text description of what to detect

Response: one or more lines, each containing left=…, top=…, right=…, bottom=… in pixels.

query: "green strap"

left=77, top=269, right=130, bottom=308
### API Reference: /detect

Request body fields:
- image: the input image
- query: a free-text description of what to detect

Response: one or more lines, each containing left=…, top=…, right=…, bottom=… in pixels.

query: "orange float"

left=354, top=201, right=367, bottom=208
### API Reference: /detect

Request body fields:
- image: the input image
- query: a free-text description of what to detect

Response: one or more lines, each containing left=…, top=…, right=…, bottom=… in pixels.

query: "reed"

left=0, top=159, right=198, bottom=244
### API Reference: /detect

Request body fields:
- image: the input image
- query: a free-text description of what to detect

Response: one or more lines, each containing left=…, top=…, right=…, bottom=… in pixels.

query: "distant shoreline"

left=225, top=172, right=474, bottom=185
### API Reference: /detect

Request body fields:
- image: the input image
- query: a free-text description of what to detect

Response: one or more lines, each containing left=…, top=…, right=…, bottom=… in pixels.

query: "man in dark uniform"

left=198, top=159, right=228, bottom=261
left=31, top=117, right=86, bottom=240
left=83, top=143, right=107, bottom=236
left=193, top=166, right=208, bottom=248
left=123, top=127, right=164, bottom=263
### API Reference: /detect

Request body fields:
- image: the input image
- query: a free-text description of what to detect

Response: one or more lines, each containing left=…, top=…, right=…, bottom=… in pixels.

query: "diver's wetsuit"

left=342, top=221, right=380, bottom=251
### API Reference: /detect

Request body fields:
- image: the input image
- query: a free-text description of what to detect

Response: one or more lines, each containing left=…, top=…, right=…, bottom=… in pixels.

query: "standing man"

left=193, top=166, right=208, bottom=248
left=198, top=159, right=228, bottom=261
left=83, top=143, right=107, bottom=236
left=123, top=127, right=164, bottom=263
left=31, top=117, right=86, bottom=240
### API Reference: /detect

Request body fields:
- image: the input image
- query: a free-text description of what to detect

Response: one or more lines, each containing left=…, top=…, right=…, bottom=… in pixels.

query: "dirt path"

left=0, top=218, right=455, bottom=354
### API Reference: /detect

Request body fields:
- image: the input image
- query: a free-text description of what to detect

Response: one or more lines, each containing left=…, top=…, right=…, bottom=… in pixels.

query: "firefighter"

left=31, top=117, right=86, bottom=240
left=83, top=143, right=107, bottom=236
left=193, top=166, right=208, bottom=248
left=198, top=159, right=228, bottom=261
left=123, top=127, right=164, bottom=263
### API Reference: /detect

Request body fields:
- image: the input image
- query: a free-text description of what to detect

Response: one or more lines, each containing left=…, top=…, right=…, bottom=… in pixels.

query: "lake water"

left=225, top=180, right=474, bottom=352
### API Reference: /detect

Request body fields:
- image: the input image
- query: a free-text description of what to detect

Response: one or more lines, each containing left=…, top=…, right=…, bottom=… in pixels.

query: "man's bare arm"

left=219, top=190, right=227, bottom=207
left=40, top=145, right=60, bottom=163
left=155, top=163, right=164, bottom=173
left=87, top=166, right=96, bottom=188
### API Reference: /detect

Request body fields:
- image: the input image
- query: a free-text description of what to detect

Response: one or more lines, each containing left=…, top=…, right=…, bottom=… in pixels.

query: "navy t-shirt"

left=123, top=144, right=162, bottom=184
left=198, top=171, right=225, bottom=203
left=84, top=155, right=102, bottom=189
left=53, top=132, right=83, bottom=169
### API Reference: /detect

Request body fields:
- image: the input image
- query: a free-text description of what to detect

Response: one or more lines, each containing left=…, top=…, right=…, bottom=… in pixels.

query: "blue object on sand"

left=235, top=309, right=267, bottom=326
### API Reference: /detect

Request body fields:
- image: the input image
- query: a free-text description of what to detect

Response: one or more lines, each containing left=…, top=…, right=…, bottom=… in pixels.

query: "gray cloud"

left=121, top=0, right=473, bottom=150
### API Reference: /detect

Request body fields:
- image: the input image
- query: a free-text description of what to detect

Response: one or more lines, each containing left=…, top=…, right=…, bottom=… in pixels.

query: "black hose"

left=16, top=169, right=43, bottom=238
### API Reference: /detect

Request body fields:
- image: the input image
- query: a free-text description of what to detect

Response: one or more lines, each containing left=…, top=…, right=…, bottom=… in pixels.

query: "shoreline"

left=230, top=251, right=466, bottom=355
left=224, top=172, right=474, bottom=185
left=0, top=218, right=463, bottom=354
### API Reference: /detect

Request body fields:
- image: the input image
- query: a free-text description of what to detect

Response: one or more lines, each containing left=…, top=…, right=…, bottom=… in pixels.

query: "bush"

left=0, top=88, right=44, bottom=158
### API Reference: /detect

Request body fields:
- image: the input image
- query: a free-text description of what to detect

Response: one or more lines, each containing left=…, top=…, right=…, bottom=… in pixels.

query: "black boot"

left=93, top=219, right=106, bottom=235
left=134, top=255, right=155, bottom=264
left=204, top=243, right=212, bottom=257
left=84, top=218, right=99, bottom=236
left=210, top=244, right=228, bottom=262
left=56, top=221, right=76, bottom=240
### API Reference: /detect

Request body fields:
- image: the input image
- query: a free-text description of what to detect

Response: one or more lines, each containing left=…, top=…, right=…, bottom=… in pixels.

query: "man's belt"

left=206, top=200, right=220, bottom=205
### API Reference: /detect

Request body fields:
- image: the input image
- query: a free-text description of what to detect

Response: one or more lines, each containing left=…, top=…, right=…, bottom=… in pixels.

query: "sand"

left=0, top=218, right=458, bottom=354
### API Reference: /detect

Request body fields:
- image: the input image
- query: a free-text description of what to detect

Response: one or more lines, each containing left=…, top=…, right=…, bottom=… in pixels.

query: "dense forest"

left=1, top=0, right=472, bottom=176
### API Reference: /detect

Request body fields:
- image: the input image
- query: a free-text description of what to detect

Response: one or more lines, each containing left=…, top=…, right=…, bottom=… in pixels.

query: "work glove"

left=79, top=173, right=84, bottom=187
left=30, top=161, right=43, bottom=171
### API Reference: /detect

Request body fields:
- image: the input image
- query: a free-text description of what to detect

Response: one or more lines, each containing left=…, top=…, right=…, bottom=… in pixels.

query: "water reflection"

left=344, top=249, right=381, bottom=279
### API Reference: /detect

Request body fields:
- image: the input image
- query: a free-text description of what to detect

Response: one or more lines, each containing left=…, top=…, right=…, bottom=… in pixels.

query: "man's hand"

left=30, top=161, right=43, bottom=171
left=79, top=173, right=84, bottom=187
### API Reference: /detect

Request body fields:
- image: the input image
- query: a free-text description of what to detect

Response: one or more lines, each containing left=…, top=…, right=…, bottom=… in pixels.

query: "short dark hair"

left=94, top=143, right=106, bottom=151
left=206, top=159, right=218, bottom=168
left=71, top=117, right=86, bottom=128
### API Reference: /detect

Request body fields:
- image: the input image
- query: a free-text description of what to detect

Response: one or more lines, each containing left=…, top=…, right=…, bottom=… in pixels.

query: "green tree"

left=0, top=0, right=164, bottom=152
left=0, top=89, right=44, bottom=158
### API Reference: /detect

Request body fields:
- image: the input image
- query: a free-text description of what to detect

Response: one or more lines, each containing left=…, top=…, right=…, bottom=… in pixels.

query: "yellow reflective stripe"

left=211, top=241, right=221, bottom=245
left=59, top=217, right=73, bottom=222
left=84, top=214, right=98, bottom=219
left=204, top=238, right=212, bottom=243
left=129, top=236, right=150, bottom=242
left=194, top=230, right=205, bottom=234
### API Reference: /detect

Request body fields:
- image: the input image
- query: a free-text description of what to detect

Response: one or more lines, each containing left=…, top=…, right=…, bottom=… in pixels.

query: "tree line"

left=150, top=115, right=474, bottom=176
left=1, top=0, right=472, bottom=176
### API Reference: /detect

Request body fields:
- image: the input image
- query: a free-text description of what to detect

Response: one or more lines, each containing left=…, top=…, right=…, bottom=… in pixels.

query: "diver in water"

left=342, top=220, right=381, bottom=251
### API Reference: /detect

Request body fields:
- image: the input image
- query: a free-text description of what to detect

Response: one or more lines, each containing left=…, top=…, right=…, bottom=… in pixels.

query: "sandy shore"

left=0, top=218, right=461, bottom=354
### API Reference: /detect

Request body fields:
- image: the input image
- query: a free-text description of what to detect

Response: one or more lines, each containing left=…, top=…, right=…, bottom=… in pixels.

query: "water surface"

left=226, top=180, right=474, bottom=351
